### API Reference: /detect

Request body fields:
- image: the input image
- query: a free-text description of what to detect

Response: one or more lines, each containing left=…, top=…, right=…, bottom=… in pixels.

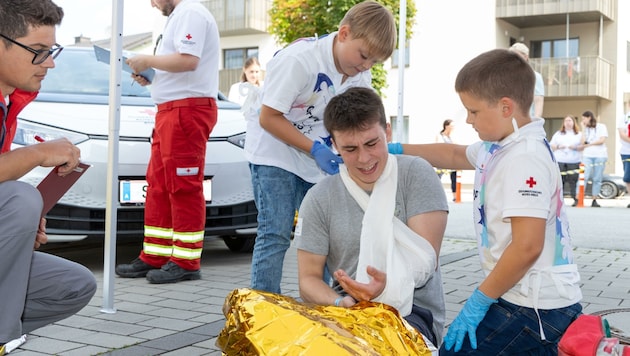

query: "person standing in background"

left=0, top=0, right=97, bottom=352
left=244, top=1, right=397, bottom=294
left=578, top=110, right=608, bottom=208
left=550, top=115, right=582, bottom=207
left=618, top=108, right=630, bottom=208
left=228, top=56, right=262, bottom=106
left=116, top=0, right=220, bottom=284
left=509, top=42, right=544, bottom=119
left=435, top=119, right=457, bottom=201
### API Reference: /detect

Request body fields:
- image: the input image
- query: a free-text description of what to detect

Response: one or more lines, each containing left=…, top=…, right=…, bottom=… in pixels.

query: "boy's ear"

left=500, top=97, right=514, bottom=118
left=338, top=24, right=351, bottom=42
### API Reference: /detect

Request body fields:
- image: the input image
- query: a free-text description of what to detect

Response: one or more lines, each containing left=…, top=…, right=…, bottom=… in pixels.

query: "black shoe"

left=115, top=257, right=159, bottom=278
left=571, top=199, right=578, bottom=207
left=627, top=203, right=630, bottom=208
left=591, top=200, right=600, bottom=208
left=146, top=261, right=201, bottom=284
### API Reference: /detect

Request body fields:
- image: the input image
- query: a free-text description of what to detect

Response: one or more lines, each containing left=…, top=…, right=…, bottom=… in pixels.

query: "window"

left=391, top=46, right=410, bottom=68
left=224, top=47, right=259, bottom=69
left=390, top=115, right=409, bottom=143
left=531, top=38, right=579, bottom=59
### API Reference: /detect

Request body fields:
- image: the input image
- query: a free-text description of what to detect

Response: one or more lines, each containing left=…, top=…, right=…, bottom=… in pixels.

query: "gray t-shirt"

left=294, top=154, right=449, bottom=342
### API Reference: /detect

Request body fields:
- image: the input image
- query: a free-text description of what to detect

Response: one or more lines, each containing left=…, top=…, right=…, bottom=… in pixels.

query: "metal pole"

left=101, top=0, right=123, bottom=314
left=396, top=0, right=407, bottom=143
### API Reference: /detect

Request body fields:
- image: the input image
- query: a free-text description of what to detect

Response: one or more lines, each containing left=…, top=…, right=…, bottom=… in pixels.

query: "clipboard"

left=93, top=45, right=155, bottom=82
left=36, top=162, right=90, bottom=216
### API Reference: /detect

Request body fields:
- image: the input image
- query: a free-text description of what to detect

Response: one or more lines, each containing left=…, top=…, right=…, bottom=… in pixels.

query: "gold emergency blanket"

left=216, top=288, right=433, bottom=355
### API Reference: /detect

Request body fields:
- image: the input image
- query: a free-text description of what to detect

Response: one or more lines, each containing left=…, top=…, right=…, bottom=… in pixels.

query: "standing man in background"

left=510, top=42, right=545, bottom=118
left=116, top=0, right=220, bottom=284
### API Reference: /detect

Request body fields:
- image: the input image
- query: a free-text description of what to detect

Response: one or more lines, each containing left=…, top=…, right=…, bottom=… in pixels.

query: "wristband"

left=334, top=296, right=343, bottom=307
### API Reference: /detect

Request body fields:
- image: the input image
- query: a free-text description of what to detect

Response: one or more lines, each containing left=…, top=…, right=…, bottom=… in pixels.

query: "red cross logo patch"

left=186, top=33, right=192, bottom=40
left=525, top=176, right=537, bottom=188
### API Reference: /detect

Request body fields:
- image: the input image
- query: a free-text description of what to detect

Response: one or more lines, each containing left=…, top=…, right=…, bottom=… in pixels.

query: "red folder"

left=36, top=162, right=90, bottom=216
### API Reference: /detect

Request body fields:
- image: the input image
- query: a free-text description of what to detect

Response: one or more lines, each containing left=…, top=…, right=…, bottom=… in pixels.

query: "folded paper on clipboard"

left=36, top=163, right=90, bottom=216
left=93, top=45, right=155, bottom=82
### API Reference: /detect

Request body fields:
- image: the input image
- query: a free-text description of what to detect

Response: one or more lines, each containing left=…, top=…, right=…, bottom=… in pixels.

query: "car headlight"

left=13, top=119, right=89, bottom=146
left=227, top=133, right=246, bottom=149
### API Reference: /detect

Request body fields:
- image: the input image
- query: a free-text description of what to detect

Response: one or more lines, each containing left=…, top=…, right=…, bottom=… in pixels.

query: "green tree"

left=268, top=0, right=416, bottom=96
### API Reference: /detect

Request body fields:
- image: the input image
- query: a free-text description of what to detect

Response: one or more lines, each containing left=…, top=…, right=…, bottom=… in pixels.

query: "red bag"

left=559, top=314, right=630, bottom=356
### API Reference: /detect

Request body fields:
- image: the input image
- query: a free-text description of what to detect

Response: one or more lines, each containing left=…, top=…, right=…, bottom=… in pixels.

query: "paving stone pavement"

left=7, top=235, right=628, bottom=356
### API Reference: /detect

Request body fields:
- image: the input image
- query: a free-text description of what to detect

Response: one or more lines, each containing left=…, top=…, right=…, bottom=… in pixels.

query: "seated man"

left=293, top=87, right=449, bottom=347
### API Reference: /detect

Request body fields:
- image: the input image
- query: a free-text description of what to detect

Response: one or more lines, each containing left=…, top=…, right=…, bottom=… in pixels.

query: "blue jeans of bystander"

left=249, top=164, right=314, bottom=294
left=580, top=156, right=607, bottom=197
left=439, top=299, right=581, bottom=355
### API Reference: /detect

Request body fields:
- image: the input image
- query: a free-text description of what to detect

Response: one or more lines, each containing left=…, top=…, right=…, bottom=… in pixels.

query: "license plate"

left=119, top=179, right=212, bottom=204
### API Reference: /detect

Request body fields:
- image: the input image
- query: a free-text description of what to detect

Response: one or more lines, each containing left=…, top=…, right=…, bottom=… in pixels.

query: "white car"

left=14, top=47, right=257, bottom=252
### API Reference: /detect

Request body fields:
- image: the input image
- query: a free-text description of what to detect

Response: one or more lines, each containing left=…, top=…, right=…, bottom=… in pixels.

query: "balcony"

left=530, top=56, right=613, bottom=100
left=203, top=0, right=272, bottom=36
left=496, top=0, right=615, bottom=27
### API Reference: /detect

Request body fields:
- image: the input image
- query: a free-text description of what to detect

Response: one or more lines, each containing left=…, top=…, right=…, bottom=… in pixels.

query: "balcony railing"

left=496, top=0, right=615, bottom=27
left=203, top=0, right=272, bottom=36
left=530, top=56, right=613, bottom=99
left=496, top=0, right=614, bottom=17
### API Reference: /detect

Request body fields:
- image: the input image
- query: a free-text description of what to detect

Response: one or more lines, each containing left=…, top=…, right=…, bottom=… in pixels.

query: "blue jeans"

left=621, top=154, right=630, bottom=183
left=249, top=164, right=314, bottom=293
left=439, top=300, right=582, bottom=355
left=581, top=156, right=607, bottom=197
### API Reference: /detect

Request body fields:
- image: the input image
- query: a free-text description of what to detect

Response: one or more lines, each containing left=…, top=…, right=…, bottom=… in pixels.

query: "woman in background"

left=436, top=119, right=457, bottom=201
left=228, top=57, right=262, bottom=106
left=578, top=110, right=608, bottom=207
left=550, top=115, right=582, bottom=206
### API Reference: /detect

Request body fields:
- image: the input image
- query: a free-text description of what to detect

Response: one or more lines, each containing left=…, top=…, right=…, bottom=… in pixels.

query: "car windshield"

left=41, top=49, right=151, bottom=98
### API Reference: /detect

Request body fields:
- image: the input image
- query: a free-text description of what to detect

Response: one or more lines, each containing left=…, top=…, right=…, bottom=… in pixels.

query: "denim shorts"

left=440, top=300, right=582, bottom=355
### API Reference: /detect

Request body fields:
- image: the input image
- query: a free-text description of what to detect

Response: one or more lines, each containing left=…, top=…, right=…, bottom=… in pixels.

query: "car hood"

left=18, top=93, right=246, bottom=138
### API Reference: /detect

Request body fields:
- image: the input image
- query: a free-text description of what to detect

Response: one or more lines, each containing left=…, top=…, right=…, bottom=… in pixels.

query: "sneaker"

left=627, top=203, right=630, bottom=208
left=115, top=257, right=159, bottom=278
left=591, top=200, right=600, bottom=208
left=146, top=261, right=201, bottom=284
left=571, top=199, right=578, bottom=207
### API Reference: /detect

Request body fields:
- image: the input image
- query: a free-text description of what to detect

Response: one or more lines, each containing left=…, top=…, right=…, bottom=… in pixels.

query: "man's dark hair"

left=0, top=0, right=63, bottom=46
left=324, top=87, right=387, bottom=139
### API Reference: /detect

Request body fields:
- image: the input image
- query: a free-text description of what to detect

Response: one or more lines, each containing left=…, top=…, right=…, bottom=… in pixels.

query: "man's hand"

left=36, top=139, right=81, bottom=176
left=334, top=265, right=386, bottom=302
left=443, top=288, right=497, bottom=352
left=34, top=218, right=48, bottom=249
left=310, top=141, right=343, bottom=174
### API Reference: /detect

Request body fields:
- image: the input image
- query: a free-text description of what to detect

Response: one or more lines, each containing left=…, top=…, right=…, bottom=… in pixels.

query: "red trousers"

left=140, top=98, right=217, bottom=270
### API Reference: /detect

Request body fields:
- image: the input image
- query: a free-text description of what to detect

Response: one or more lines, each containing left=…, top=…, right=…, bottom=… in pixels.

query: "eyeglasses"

left=0, top=34, right=63, bottom=65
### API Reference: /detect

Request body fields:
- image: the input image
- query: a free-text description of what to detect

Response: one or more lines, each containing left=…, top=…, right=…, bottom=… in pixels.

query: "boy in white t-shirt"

left=244, top=1, right=397, bottom=294
left=389, top=49, right=582, bottom=354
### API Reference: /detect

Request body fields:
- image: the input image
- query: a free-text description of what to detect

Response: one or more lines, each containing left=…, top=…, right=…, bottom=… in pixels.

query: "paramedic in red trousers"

left=115, top=0, right=220, bottom=284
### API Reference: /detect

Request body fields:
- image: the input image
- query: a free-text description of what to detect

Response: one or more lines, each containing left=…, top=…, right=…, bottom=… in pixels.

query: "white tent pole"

left=396, top=0, right=407, bottom=143
left=101, top=0, right=123, bottom=314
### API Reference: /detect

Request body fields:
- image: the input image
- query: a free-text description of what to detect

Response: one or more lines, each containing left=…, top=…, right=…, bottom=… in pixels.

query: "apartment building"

left=206, top=0, right=629, bottom=176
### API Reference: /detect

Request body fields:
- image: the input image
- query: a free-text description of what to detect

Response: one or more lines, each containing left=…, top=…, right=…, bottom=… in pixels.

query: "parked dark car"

left=564, top=174, right=627, bottom=199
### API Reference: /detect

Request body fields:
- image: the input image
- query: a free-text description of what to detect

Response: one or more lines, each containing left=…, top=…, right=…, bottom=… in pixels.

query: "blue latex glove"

left=310, top=141, right=343, bottom=175
left=443, top=288, right=498, bottom=352
left=388, top=142, right=403, bottom=154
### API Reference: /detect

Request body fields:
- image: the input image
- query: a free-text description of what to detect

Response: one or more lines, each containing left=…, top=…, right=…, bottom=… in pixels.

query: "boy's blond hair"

left=340, top=1, right=397, bottom=61
left=455, top=49, right=535, bottom=116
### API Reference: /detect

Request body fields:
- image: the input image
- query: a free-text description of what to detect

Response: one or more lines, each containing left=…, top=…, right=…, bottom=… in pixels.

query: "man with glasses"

left=0, top=0, right=97, bottom=353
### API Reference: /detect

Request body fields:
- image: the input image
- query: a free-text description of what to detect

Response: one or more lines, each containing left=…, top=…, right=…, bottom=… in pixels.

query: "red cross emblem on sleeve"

left=526, top=176, right=537, bottom=188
